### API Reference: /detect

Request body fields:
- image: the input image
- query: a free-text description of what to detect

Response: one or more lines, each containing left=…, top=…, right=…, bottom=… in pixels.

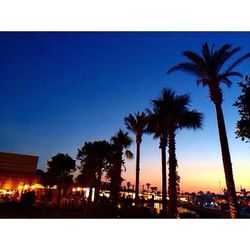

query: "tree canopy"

left=47, top=153, right=76, bottom=185
left=234, top=76, right=250, bottom=143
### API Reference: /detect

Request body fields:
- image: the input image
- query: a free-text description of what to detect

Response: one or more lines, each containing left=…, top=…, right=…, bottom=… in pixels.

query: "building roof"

left=0, top=151, right=38, bottom=175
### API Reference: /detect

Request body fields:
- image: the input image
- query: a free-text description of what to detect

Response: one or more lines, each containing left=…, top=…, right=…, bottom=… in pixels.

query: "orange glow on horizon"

left=122, top=160, right=250, bottom=193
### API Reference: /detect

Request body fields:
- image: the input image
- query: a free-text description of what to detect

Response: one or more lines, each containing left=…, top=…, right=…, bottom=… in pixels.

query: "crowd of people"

left=0, top=190, right=37, bottom=206
left=0, top=188, right=159, bottom=214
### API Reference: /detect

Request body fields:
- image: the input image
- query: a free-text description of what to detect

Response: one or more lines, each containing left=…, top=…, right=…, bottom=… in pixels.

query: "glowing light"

left=72, top=188, right=76, bottom=192
left=18, top=185, right=22, bottom=189
left=77, top=187, right=82, bottom=191
left=180, top=197, right=187, bottom=202
left=32, top=183, right=44, bottom=189
left=0, top=189, right=14, bottom=195
left=24, top=185, right=29, bottom=190
left=91, top=188, right=95, bottom=201
left=85, top=188, right=90, bottom=198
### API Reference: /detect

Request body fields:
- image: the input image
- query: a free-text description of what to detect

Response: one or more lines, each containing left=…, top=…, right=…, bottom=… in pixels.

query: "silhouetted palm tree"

left=108, top=129, right=133, bottom=207
left=124, top=112, right=148, bottom=204
left=149, top=89, right=202, bottom=217
left=147, top=105, right=169, bottom=215
left=168, top=42, right=250, bottom=218
left=150, top=186, right=157, bottom=193
left=150, top=88, right=203, bottom=217
left=146, top=183, right=151, bottom=192
left=126, top=181, right=131, bottom=191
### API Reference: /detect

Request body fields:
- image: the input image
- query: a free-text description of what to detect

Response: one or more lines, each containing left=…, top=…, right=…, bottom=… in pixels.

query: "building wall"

left=0, top=152, right=38, bottom=174
left=0, top=152, right=39, bottom=190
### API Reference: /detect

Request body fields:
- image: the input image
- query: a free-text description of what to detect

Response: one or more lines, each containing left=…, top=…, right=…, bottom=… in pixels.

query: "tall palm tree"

left=167, top=42, right=250, bottom=218
left=147, top=105, right=169, bottom=215
left=149, top=88, right=203, bottom=218
left=124, top=112, right=148, bottom=204
left=108, top=129, right=133, bottom=208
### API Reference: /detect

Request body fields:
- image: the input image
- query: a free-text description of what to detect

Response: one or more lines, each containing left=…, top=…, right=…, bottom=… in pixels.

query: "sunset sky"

left=1, top=32, right=249, bottom=193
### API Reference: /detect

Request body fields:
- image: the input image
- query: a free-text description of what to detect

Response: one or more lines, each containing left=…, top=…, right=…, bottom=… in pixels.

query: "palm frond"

left=213, top=46, right=240, bottom=73
left=111, top=129, right=133, bottom=149
left=124, top=112, right=148, bottom=135
left=210, top=43, right=215, bottom=59
left=176, top=93, right=190, bottom=108
left=212, top=44, right=232, bottom=61
left=222, top=71, right=243, bottom=78
left=178, top=110, right=203, bottom=130
left=168, top=42, right=249, bottom=92
left=218, top=71, right=243, bottom=87
left=183, top=51, right=204, bottom=66
left=224, top=53, right=250, bottom=74
left=201, top=42, right=211, bottom=64
left=145, top=108, right=153, bottom=115
left=220, top=77, right=232, bottom=87
left=125, top=150, right=133, bottom=160
left=124, top=114, right=136, bottom=130
left=167, top=63, right=199, bottom=75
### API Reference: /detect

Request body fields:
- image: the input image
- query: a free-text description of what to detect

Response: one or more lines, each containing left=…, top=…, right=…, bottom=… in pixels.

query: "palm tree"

left=147, top=105, right=169, bottom=215
left=150, top=186, right=157, bottom=193
left=126, top=181, right=131, bottom=191
left=124, top=112, right=148, bottom=204
left=146, top=183, right=151, bottom=193
left=153, top=89, right=202, bottom=217
left=150, top=88, right=203, bottom=217
left=167, top=42, right=250, bottom=218
left=108, top=129, right=133, bottom=208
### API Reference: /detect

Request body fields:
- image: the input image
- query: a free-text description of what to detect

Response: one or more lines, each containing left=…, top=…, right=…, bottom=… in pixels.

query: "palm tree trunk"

left=168, top=129, right=178, bottom=218
left=214, top=102, right=239, bottom=218
left=114, top=178, right=121, bottom=207
left=160, top=138, right=167, bottom=216
left=111, top=160, right=122, bottom=208
left=135, top=141, right=141, bottom=205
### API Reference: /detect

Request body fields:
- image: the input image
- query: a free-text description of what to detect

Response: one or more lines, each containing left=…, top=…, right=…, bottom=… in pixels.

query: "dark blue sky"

left=1, top=32, right=249, bottom=191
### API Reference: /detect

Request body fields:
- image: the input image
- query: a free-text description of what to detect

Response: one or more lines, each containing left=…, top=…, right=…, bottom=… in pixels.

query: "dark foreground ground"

left=0, top=201, right=161, bottom=218
left=0, top=201, right=249, bottom=218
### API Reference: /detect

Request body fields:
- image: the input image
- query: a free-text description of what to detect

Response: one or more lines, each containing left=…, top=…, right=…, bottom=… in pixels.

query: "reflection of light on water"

left=144, top=202, right=198, bottom=217
left=154, top=202, right=161, bottom=213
